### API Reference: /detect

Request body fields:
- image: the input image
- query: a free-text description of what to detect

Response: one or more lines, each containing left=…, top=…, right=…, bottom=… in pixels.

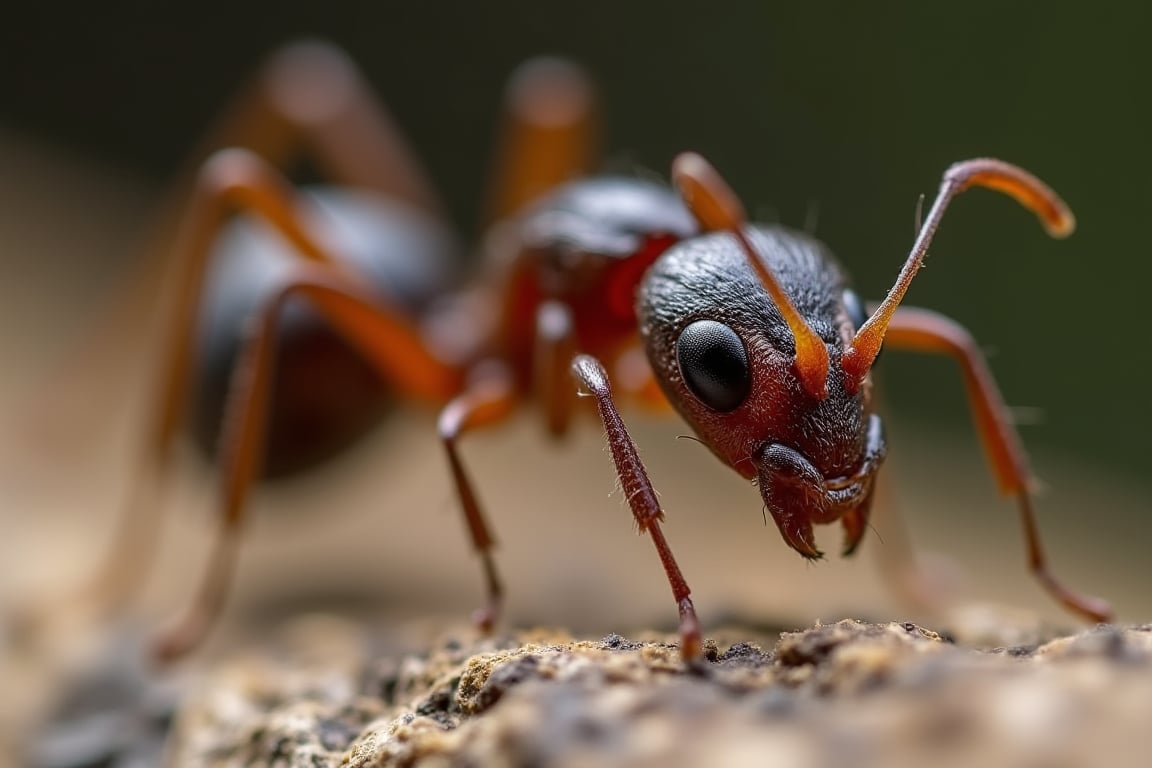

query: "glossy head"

left=638, top=226, right=884, bottom=558
left=640, top=152, right=1075, bottom=560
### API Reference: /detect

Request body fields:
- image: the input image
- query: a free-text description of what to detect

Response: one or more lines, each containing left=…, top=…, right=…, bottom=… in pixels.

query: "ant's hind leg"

left=152, top=261, right=461, bottom=663
left=437, top=365, right=518, bottom=633
left=883, top=305, right=1112, bottom=623
left=867, top=469, right=966, bottom=617
left=21, top=42, right=450, bottom=452
left=12, top=151, right=340, bottom=635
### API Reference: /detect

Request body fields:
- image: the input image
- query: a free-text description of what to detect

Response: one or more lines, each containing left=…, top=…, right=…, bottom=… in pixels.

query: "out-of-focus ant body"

left=60, top=42, right=1108, bottom=663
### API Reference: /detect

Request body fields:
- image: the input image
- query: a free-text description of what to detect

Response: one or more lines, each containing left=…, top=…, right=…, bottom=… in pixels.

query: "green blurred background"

left=2, top=1, right=1147, bottom=478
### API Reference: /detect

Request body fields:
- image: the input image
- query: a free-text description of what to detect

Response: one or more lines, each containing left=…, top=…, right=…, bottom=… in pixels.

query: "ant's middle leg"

left=434, top=300, right=582, bottom=633
left=437, top=364, right=518, bottom=632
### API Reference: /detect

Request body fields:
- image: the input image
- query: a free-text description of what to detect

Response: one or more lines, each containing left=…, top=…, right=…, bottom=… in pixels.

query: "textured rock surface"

left=164, top=616, right=1152, bottom=767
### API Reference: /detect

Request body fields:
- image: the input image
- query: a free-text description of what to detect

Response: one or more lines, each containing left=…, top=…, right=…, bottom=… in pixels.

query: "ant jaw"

left=755, top=444, right=825, bottom=560
left=755, top=416, right=887, bottom=560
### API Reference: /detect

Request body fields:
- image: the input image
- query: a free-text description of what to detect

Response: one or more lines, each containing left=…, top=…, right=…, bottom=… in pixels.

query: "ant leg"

left=884, top=305, right=1112, bottom=623
left=571, top=354, right=703, bottom=662
left=24, top=43, right=447, bottom=421
left=535, top=301, right=579, bottom=437
left=437, top=365, right=518, bottom=633
left=95, top=150, right=458, bottom=624
left=209, top=46, right=596, bottom=228
left=437, top=300, right=582, bottom=634
left=483, top=58, right=598, bottom=226
left=153, top=263, right=461, bottom=663
left=73, top=151, right=336, bottom=619
left=197, top=40, right=443, bottom=215
left=19, top=43, right=446, bottom=439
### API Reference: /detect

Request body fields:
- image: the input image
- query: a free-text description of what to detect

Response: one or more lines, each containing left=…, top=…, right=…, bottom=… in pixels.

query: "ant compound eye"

left=676, top=320, right=751, bottom=412
left=843, top=289, right=867, bottom=332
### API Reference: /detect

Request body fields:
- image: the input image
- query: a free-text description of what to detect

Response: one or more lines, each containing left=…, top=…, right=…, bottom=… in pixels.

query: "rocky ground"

left=135, top=613, right=1152, bottom=768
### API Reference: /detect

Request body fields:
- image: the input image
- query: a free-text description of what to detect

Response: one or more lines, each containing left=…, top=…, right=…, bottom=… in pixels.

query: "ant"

left=57, top=42, right=1110, bottom=665
left=49, top=41, right=686, bottom=657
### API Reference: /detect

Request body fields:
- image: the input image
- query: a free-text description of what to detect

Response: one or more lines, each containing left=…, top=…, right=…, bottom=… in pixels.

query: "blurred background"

left=0, top=1, right=1149, bottom=758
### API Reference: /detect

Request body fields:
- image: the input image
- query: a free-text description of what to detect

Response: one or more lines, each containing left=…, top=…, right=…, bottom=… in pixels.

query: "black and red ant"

left=52, top=42, right=1109, bottom=663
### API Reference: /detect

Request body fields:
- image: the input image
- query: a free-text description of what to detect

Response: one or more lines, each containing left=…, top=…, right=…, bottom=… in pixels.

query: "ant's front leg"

left=571, top=354, right=703, bottom=662
left=883, top=305, right=1112, bottom=623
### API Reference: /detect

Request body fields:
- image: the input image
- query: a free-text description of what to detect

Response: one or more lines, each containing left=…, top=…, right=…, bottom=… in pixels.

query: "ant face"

left=638, top=227, right=886, bottom=558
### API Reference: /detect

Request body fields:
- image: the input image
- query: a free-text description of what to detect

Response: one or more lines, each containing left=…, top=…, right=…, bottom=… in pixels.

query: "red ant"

left=61, top=42, right=1110, bottom=664
left=58, top=42, right=679, bottom=657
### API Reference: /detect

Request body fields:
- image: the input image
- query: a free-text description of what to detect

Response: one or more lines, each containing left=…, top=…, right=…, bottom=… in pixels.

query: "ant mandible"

left=70, top=43, right=1110, bottom=664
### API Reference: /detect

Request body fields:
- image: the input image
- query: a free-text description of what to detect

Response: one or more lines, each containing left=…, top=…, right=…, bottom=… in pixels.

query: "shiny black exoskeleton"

left=639, top=226, right=885, bottom=557
left=193, top=188, right=458, bottom=477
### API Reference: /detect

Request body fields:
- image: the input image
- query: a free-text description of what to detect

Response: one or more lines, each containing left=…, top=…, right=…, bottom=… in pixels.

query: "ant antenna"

left=842, top=158, right=1075, bottom=387
left=672, top=152, right=830, bottom=399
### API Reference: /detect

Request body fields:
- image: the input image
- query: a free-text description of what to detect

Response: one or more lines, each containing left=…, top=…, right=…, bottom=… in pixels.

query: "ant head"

left=637, top=221, right=874, bottom=558
left=643, top=152, right=1075, bottom=558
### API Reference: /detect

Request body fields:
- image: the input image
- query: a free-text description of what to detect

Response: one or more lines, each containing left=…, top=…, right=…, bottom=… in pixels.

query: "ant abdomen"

left=192, top=188, right=458, bottom=477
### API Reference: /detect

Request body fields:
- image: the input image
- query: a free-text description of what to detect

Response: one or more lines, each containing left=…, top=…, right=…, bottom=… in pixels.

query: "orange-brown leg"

left=94, top=150, right=460, bottom=626
left=437, top=364, right=518, bottom=633
left=23, top=42, right=447, bottom=449
left=572, top=354, right=702, bottom=662
left=435, top=300, right=580, bottom=633
left=884, top=305, right=1112, bottom=622
left=535, top=301, right=579, bottom=438
left=153, top=263, right=462, bottom=662
left=194, top=40, right=444, bottom=215
left=482, top=57, right=599, bottom=226
left=76, top=150, right=338, bottom=618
